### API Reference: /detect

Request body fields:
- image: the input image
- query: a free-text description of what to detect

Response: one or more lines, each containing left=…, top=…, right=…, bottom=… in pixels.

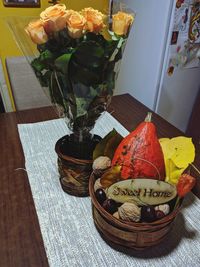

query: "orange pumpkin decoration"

left=112, top=112, right=165, bottom=180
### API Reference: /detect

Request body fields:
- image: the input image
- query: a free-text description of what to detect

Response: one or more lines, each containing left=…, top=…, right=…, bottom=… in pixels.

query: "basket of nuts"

left=89, top=174, right=181, bottom=250
left=89, top=113, right=197, bottom=251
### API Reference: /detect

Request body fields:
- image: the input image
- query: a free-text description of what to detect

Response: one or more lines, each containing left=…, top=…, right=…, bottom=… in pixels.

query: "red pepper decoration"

left=177, top=174, right=196, bottom=198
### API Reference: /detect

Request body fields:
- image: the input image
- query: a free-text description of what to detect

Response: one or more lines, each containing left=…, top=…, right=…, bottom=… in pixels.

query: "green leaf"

left=93, top=129, right=123, bottom=159
left=104, top=38, right=126, bottom=63
left=108, top=30, right=115, bottom=36
left=72, top=40, right=105, bottom=69
left=104, top=40, right=118, bottom=58
left=31, top=50, right=55, bottom=73
left=70, top=60, right=101, bottom=86
left=112, top=35, right=120, bottom=41
left=43, top=70, right=52, bottom=84
left=84, top=32, right=106, bottom=46
left=89, top=86, right=99, bottom=97
left=43, top=29, right=72, bottom=54
left=76, top=97, right=89, bottom=117
left=31, top=58, right=45, bottom=72
left=104, top=134, right=123, bottom=159
left=40, top=50, right=54, bottom=62
left=55, top=53, right=72, bottom=74
left=36, top=70, right=52, bottom=87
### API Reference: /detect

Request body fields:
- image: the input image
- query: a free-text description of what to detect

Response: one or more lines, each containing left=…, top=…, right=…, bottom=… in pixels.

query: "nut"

left=118, top=202, right=141, bottom=222
left=92, top=156, right=111, bottom=176
left=155, top=204, right=170, bottom=215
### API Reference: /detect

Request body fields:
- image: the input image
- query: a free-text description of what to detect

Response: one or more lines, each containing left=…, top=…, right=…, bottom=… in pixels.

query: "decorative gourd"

left=112, top=112, right=165, bottom=180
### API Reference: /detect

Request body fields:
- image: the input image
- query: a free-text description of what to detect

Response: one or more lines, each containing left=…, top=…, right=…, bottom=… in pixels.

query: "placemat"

left=18, top=112, right=200, bottom=267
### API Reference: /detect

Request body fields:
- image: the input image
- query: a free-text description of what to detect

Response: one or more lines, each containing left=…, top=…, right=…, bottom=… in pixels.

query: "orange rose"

left=25, top=20, right=48, bottom=45
left=40, top=4, right=68, bottom=33
left=82, top=7, right=105, bottom=33
left=112, top=11, right=134, bottom=36
left=67, top=11, right=86, bottom=38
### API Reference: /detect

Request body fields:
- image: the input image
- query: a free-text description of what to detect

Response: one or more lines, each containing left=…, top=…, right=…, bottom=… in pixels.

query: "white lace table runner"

left=18, top=112, right=200, bottom=267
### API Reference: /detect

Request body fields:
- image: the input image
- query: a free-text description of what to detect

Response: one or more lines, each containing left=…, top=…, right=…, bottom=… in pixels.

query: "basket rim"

left=55, top=137, right=93, bottom=164
left=89, top=172, right=181, bottom=230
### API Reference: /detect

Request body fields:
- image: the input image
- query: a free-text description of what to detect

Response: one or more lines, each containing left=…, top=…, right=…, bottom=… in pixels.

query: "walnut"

left=92, top=156, right=111, bottom=176
left=118, top=202, right=141, bottom=222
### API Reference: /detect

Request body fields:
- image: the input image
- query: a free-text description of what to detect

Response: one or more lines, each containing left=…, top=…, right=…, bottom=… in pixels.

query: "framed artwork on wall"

left=3, top=0, right=40, bottom=7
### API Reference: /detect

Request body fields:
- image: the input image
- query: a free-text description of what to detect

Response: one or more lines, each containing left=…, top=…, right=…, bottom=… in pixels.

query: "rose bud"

left=112, top=11, right=134, bottom=36
left=67, top=11, right=86, bottom=39
left=40, top=4, right=68, bottom=33
left=82, top=7, right=105, bottom=33
left=25, top=20, right=48, bottom=45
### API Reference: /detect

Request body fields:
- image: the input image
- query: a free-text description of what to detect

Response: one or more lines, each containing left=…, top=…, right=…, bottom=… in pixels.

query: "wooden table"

left=0, top=94, right=200, bottom=267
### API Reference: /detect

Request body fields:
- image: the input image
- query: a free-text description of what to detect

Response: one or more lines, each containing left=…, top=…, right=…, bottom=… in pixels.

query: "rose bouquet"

left=8, top=2, right=135, bottom=196
left=23, top=3, right=134, bottom=147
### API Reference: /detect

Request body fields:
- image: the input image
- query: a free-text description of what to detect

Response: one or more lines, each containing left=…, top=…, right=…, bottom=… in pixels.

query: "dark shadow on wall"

left=0, top=93, right=5, bottom=113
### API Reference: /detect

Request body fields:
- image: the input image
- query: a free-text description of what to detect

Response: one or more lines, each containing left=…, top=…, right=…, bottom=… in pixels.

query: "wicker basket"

left=55, top=136, right=94, bottom=197
left=57, top=153, right=93, bottom=197
left=89, top=173, right=181, bottom=251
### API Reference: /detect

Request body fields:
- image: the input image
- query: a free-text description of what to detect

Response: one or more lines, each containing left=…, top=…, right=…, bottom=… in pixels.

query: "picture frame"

left=3, top=0, right=40, bottom=7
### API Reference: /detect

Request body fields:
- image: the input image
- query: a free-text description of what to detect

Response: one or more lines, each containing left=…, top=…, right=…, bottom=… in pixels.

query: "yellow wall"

left=0, top=0, right=108, bottom=110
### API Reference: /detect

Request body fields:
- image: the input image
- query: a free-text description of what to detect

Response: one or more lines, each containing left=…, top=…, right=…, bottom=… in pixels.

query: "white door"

left=156, top=67, right=200, bottom=132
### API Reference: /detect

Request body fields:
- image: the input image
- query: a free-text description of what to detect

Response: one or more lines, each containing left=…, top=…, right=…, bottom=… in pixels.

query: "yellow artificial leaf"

left=165, top=158, right=175, bottom=179
left=170, top=169, right=185, bottom=185
left=160, top=138, right=174, bottom=159
left=165, top=158, right=184, bottom=185
left=159, top=138, right=170, bottom=144
left=159, top=136, right=195, bottom=185
left=168, top=137, right=195, bottom=168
